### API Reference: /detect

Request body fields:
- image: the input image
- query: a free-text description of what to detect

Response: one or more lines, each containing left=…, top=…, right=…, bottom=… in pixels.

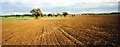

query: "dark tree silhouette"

left=48, top=14, right=52, bottom=17
left=62, top=12, right=68, bottom=17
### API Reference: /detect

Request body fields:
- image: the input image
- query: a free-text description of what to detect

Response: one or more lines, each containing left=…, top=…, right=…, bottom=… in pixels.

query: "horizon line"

left=0, top=12, right=119, bottom=16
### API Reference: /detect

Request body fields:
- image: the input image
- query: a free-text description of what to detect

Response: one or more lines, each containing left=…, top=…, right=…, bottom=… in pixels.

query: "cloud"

left=0, top=0, right=119, bottom=15
left=1, top=0, right=119, bottom=7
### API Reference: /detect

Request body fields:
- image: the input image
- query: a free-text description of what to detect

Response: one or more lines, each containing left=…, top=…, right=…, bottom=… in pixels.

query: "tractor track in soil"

left=2, top=16, right=120, bottom=46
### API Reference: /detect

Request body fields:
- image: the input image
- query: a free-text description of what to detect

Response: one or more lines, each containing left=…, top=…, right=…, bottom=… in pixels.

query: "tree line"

left=2, top=8, right=73, bottom=18
left=30, top=8, right=69, bottom=19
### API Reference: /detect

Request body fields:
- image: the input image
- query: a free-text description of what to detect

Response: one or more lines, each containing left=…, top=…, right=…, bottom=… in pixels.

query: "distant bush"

left=16, top=15, right=21, bottom=17
left=47, top=14, right=52, bottom=17
left=44, top=14, right=47, bottom=17
left=54, top=15, right=58, bottom=17
left=62, top=12, right=68, bottom=17
left=72, top=14, right=75, bottom=17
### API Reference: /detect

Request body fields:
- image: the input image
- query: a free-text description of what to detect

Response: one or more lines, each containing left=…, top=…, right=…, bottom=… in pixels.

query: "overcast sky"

left=0, top=0, right=119, bottom=15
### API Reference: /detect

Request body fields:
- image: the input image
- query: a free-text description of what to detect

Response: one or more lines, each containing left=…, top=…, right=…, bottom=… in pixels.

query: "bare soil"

left=2, top=16, right=120, bottom=46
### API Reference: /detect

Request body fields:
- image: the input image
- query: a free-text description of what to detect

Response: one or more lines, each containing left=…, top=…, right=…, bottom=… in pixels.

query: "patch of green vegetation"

left=0, top=16, right=63, bottom=20
left=40, top=16, right=63, bottom=20
left=0, top=17, right=34, bottom=20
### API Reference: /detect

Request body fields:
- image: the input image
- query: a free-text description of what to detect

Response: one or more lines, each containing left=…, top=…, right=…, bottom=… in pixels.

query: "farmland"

left=1, top=15, right=120, bottom=46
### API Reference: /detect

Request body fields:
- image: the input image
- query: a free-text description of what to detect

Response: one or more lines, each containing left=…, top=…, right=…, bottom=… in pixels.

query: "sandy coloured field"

left=2, top=16, right=120, bottom=46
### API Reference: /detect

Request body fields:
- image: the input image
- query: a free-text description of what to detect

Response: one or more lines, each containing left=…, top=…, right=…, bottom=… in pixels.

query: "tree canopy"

left=30, top=8, right=43, bottom=19
left=62, top=12, right=68, bottom=17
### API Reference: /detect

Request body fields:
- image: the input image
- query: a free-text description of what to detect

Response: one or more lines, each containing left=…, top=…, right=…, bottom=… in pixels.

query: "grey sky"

left=0, top=0, right=119, bottom=15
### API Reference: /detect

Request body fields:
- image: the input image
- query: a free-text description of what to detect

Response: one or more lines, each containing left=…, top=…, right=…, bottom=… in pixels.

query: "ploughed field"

left=2, top=16, right=120, bottom=45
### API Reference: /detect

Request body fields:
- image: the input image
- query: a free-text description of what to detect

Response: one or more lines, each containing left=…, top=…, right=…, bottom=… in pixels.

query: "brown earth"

left=2, top=16, right=120, bottom=46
